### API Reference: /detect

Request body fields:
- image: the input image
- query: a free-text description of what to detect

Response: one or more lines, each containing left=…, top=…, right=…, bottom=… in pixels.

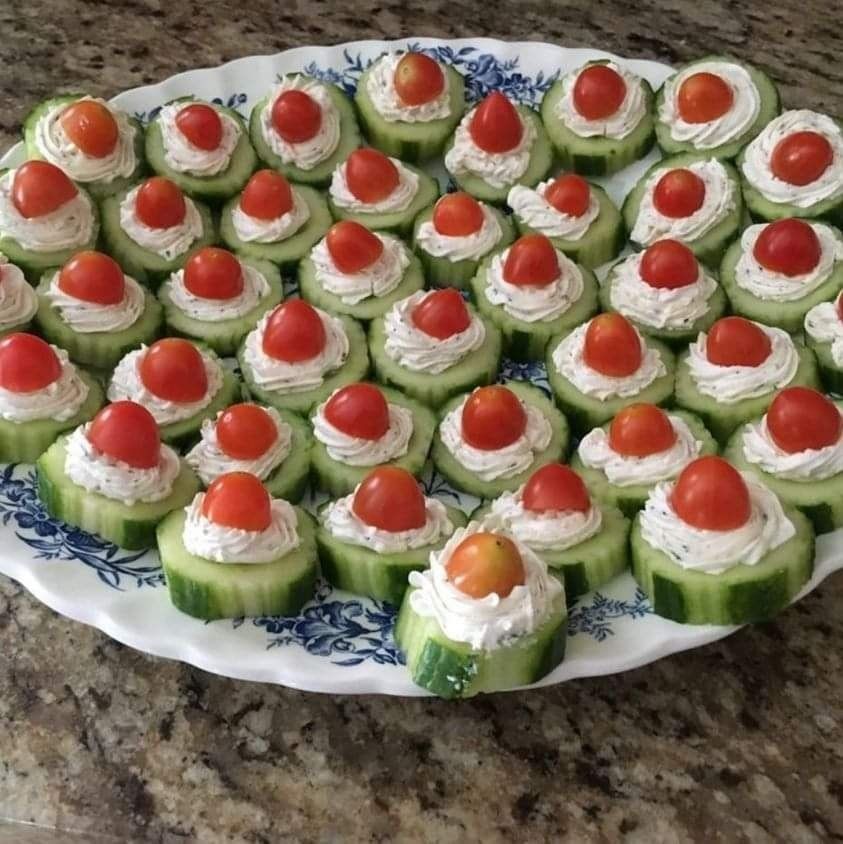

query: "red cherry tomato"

left=174, top=103, right=223, bottom=151
left=325, top=220, right=384, bottom=273
left=838, top=294, right=843, bottom=324
left=766, top=387, right=841, bottom=454
left=261, top=300, right=326, bottom=363
left=183, top=248, right=244, bottom=300
left=393, top=52, right=445, bottom=106
left=670, top=456, right=750, bottom=531
left=752, top=218, right=821, bottom=276
left=705, top=317, right=771, bottom=368
left=461, top=386, right=527, bottom=451
left=676, top=72, right=734, bottom=124
left=411, top=288, right=471, bottom=339
left=583, top=313, right=642, bottom=377
left=608, top=403, right=677, bottom=457
left=323, top=383, right=390, bottom=441
left=60, top=99, right=119, bottom=158
left=139, top=338, right=208, bottom=403
left=572, top=64, right=627, bottom=120
left=87, top=401, right=160, bottom=469
left=544, top=173, right=591, bottom=218
left=432, top=192, right=485, bottom=236
left=445, top=532, right=526, bottom=599
left=522, top=463, right=590, bottom=513
left=468, top=91, right=522, bottom=154
left=11, top=161, right=78, bottom=219
left=639, top=239, right=699, bottom=289
left=271, top=90, right=322, bottom=143
left=352, top=466, right=427, bottom=532
left=215, top=403, right=279, bottom=461
left=134, top=177, right=186, bottom=229
left=770, top=131, right=833, bottom=186
left=239, top=169, right=293, bottom=220
left=201, top=471, right=272, bottom=532
left=0, top=333, right=61, bottom=393
left=502, top=234, right=560, bottom=287
left=652, top=168, right=706, bottom=219
left=58, top=250, right=125, bottom=305
left=344, top=148, right=399, bottom=204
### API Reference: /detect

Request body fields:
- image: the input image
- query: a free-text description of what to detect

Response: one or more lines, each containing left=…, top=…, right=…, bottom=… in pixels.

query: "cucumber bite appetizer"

left=804, top=289, right=843, bottom=393
left=35, top=250, right=162, bottom=370
left=157, top=471, right=318, bottom=620
left=157, top=246, right=282, bottom=356
left=0, top=256, right=39, bottom=336
left=540, top=60, right=655, bottom=176
left=309, top=382, right=435, bottom=497
left=355, top=50, right=465, bottom=162
left=37, top=401, right=199, bottom=550
left=369, top=288, right=502, bottom=408
left=655, top=56, right=780, bottom=160
left=674, top=316, right=819, bottom=444
left=444, top=91, right=553, bottom=204
left=299, top=220, right=424, bottom=321
left=412, top=191, right=514, bottom=289
left=317, top=466, right=466, bottom=604
left=546, top=313, right=675, bottom=434
left=395, top=519, right=567, bottom=698
left=631, top=455, right=813, bottom=625
left=432, top=382, right=569, bottom=499
left=0, top=332, right=103, bottom=462
left=24, top=94, right=145, bottom=199
left=0, top=161, right=98, bottom=279
left=719, top=218, right=843, bottom=332
left=249, top=74, right=360, bottom=187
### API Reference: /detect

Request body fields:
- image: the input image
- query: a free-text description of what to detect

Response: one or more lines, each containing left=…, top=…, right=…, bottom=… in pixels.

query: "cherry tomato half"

left=676, top=72, right=734, bottom=124
left=183, top=247, right=244, bottom=300
left=201, top=471, right=272, bottom=532
left=411, top=288, right=471, bottom=339
left=766, top=387, right=841, bottom=454
left=175, top=103, right=223, bottom=151
left=652, top=168, right=706, bottom=219
left=502, top=234, right=560, bottom=287
left=11, top=161, right=78, bottom=219
left=352, top=466, right=427, bottom=532
left=544, top=173, right=591, bottom=218
left=344, top=148, right=399, bottom=204
left=239, top=169, right=294, bottom=220
left=705, top=316, right=771, bottom=368
left=752, top=218, right=821, bottom=277
left=138, top=338, right=208, bottom=403
left=87, top=401, right=160, bottom=469
left=0, top=333, right=61, bottom=393
left=60, top=99, right=119, bottom=158
left=134, top=177, right=186, bottom=229
left=639, top=239, right=699, bottom=289
left=583, top=313, right=642, bottom=377
left=461, top=385, right=527, bottom=451
left=468, top=91, right=522, bottom=154
left=522, top=463, right=591, bottom=513
left=432, top=192, right=484, bottom=236
left=262, top=300, right=326, bottom=363
left=770, top=131, right=833, bottom=187
left=445, top=531, right=526, bottom=599
left=325, top=220, right=384, bottom=273
left=608, top=403, right=677, bottom=457
left=670, top=456, right=750, bottom=531
left=58, top=250, right=125, bottom=305
left=323, top=383, right=390, bottom=441
left=271, top=90, right=322, bottom=143
left=572, top=64, right=627, bottom=120
left=393, top=52, right=445, bottom=106
left=216, top=403, right=279, bottom=461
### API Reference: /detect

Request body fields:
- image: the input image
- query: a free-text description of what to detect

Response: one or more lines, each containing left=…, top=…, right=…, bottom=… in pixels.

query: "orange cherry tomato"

left=522, top=463, right=591, bottom=513
left=639, top=239, right=699, bottom=289
left=411, top=288, right=471, bottom=339
left=0, top=333, right=61, bottom=393
left=752, top=218, right=821, bottom=276
left=344, top=148, right=399, bottom=204
left=60, top=99, right=119, bottom=158
left=544, top=173, right=591, bottom=217
left=468, top=91, right=522, bottom=154
left=608, top=403, right=677, bottom=457
left=676, top=72, right=734, bottom=124
left=323, top=383, right=390, bottom=441
left=445, top=531, right=526, bottom=599
left=201, top=471, right=272, bottom=532
left=261, top=300, right=326, bottom=363
left=461, top=385, right=527, bottom=451
left=325, top=220, right=384, bottom=273
left=583, top=313, right=642, bottom=377
left=239, top=169, right=294, bottom=220
left=770, top=131, right=833, bottom=186
left=134, top=177, right=186, bottom=229
left=572, top=64, right=627, bottom=120
left=652, top=168, right=706, bottom=219
left=11, top=161, right=78, bottom=219
left=352, top=466, right=427, bottom=532
left=705, top=316, right=771, bottom=367
left=87, top=401, right=160, bottom=469
left=58, top=250, right=125, bottom=305
left=502, top=234, right=560, bottom=287
left=271, top=90, right=322, bottom=143
left=183, top=247, right=244, bottom=300
left=432, top=192, right=484, bottom=236
left=215, top=403, right=278, bottom=461
left=393, top=52, right=445, bottom=106
left=766, top=387, right=841, bottom=454
left=139, top=338, right=208, bottom=403
left=670, top=456, right=750, bottom=531
left=175, top=103, right=223, bottom=151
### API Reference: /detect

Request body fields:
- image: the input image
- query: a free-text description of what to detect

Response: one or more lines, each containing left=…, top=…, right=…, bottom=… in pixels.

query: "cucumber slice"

left=432, top=380, right=569, bottom=499
left=631, top=504, right=814, bottom=625
left=355, top=64, right=465, bottom=163
left=805, top=334, right=843, bottom=395
left=309, top=385, right=437, bottom=497
left=37, top=435, right=200, bottom=550
left=0, top=316, right=34, bottom=338
left=395, top=587, right=567, bottom=698
left=157, top=506, right=319, bottom=620
left=249, top=78, right=361, bottom=187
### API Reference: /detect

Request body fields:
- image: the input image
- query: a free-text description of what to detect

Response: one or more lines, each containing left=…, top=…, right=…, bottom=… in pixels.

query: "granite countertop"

left=1, top=3, right=842, bottom=842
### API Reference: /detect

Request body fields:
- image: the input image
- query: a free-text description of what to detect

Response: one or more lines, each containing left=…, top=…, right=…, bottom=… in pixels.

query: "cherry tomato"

left=522, top=463, right=591, bottom=513
left=344, top=148, right=399, bottom=204
left=766, top=387, right=841, bottom=453
left=770, top=131, right=833, bottom=186
left=239, top=169, right=293, bottom=220
left=676, top=72, right=734, bottom=123
left=572, top=64, right=627, bottom=120
left=583, top=313, right=642, bottom=377
left=262, top=300, right=326, bottom=363
left=608, top=403, right=677, bottom=457
left=752, top=218, right=821, bottom=276
left=11, top=161, right=78, bottom=219
left=432, top=192, right=484, bottom=236
left=0, top=333, right=61, bottom=393
left=652, top=168, right=706, bottom=219
left=134, top=177, right=186, bottom=229
left=87, top=401, right=160, bottom=469
left=175, top=103, right=223, bottom=151
left=325, top=220, right=384, bottom=273
left=201, top=471, right=272, bottom=532
left=352, top=466, right=427, bottom=532
left=544, top=173, right=591, bottom=217
left=468, top=91, right=522, bottom=154
left=502, top=234, right=560, bottom=287
left=60, top=99, right=119, bottom=158
left=215, top=403, right=278, bottom=460
left=323, top=383, right=390, bottom=441
left=639, top=239, right=699, bottom=289
left=139, top=338, right=208, bottom=403
left=271, top=90, right=322, bottom=143
left=670, top=456, right=750, bottom=531
left=445, top=532, right=526, bottom=599
left=58, top=250, right=125, bottom=305
left=393, top=52, right=445, bottom=106
left=183, top=247, right=244, bottom=300
left=838, top=293, right=843, bottom=324
left=461, top=385, right=527, bottom=451
left=705, top=316, right=771, bottom=367
left=411, top=288, right=471, bottom=339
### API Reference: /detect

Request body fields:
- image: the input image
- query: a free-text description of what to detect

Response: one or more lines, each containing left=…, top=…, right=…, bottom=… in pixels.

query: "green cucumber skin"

left=806, top=337, right=843, bottom=395
left=260, top=410, right=313, bottom=504
left=0, top=317, right=34, bottom=338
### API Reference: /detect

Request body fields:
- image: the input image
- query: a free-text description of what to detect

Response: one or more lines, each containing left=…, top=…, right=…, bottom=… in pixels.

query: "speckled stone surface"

left=1, top=3, right=842, bottom=842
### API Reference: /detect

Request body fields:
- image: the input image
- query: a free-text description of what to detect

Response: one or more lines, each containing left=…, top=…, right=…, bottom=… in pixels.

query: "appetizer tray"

left=1, top=38, right=841, bottom=696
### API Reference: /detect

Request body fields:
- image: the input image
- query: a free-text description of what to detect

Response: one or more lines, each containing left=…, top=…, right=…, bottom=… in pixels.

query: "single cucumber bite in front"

left=309, top=382, right=435, bottom=497
left=369, top=288, right=502, bottom=408
left=719, top=218, right=843, bottom=332
left=237, top=299, right=369, bottom=415
left=444, top=91, right=553, bottom=204
left=546, top=313, right=675, bottom=434
left=0, top=332, right=103, bottom=462
left=0, top=162, right=99, bottom=280
left=158, top=471, right=318, bottom=620
left=600, top=239, right=726, bottom=346
left=298, top=220, right=424, bottom=321
left=655, top=56, right=780, bottom=160
left=37, top=401, right=199, bottom=550
left=622, top=154, right=743, bottom=267
left=432, top=382, right=569, bottom=499
left=631, top=455, right=813, bottom=625
left=0, top=256, right=39, bottom=336
left=571, top=403, right=717, bottom=518
left=804, top=290, right=843, bottom=393
left=35, top=250, right=163, bottom=370
left=249, top=74, right=360, bottom=187
left=24, top=94, right=145, bottom=199
left=724, top=387, right=843, bottom=534
left=739, top=110, right=843, bottom=224
left=355, top=51, right=465, bottom=162
left=100, top=176, right=215, bottom=285
left=107, top=338, right=238, bottom=447
left=317, top=466, right=465, bottom=605
left=412, top=192, right=514, bottom=289
left=471, top=233, right=598, bottom=362
left=395, top=520, right=567, bottom=698
left=674, top=316, right=819, bottom=444
left=540, top=60, right=655, bottom=176
left=158, top=246, right=282, bottom=356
